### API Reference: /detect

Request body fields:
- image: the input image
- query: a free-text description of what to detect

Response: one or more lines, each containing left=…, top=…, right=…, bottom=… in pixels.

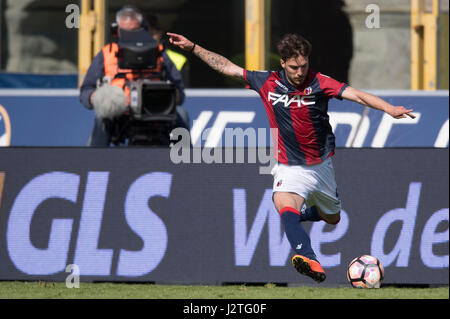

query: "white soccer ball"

left=347, top=255, right=384, bottom=288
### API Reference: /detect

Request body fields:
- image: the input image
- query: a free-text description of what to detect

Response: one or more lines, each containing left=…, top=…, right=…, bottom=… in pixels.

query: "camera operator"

left=79, top=5, right=189, bottom=146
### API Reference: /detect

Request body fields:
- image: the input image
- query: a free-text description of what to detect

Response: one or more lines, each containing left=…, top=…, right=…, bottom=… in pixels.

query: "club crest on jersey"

left=268, top=91, right=315, bottom=108
left=277, top=180, right=283, bottom=187
left=304, top=87, right=312, bottom=95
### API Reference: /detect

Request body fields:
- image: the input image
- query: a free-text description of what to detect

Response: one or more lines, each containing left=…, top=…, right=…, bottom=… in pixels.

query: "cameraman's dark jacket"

left=79, top=43, right=185, bottom=110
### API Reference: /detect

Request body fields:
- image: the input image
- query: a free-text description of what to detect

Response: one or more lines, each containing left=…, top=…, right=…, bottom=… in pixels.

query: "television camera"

left=104, top=27, right=177, bottom=146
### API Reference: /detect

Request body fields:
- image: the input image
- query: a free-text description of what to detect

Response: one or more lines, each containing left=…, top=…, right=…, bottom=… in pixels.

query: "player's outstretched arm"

left=167, top=32, right=244, bottom=80
left=341, top=86, right=416, bottom=119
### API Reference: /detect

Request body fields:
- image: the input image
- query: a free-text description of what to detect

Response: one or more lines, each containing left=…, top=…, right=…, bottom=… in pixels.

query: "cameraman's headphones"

left=110, top=5, right=150, bottom=38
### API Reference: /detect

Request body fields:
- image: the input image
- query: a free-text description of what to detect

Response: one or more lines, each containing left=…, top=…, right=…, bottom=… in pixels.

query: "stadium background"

left=0, top=0, right=448, bottom=288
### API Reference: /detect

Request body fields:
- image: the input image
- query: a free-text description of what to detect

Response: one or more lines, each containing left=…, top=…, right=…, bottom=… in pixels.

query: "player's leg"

left=300, top=205, right=322, bottom=222
left=273, top=192, right=316, bottom=259
left=273, top=192, right=315, bottom=259
left=272, top=191, right=304, bottom=212
left=316, top=208, right=341, bottom=225
left=273, top=191, right=326, bottom=283
left=272, top=166, right=321, bottom=223
left=272, top=192, right=334, bottom=224
left=310, top=158, right=341, bottom=225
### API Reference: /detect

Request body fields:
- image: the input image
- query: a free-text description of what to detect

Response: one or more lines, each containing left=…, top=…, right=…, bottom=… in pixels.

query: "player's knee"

left=323, top=212, right=341, bottom=225
left=273, top=192, right=304, bottom=213
left=278, top=206, right=301, bottom=219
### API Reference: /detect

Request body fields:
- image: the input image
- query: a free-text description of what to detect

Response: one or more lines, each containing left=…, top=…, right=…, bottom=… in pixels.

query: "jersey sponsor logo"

left=0, top=105, right=12, bottom=147
left=268, top=91, right=316, bottom=108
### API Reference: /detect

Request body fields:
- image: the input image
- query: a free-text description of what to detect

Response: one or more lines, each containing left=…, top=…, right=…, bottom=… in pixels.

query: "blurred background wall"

left=0, top=0, right=78, bottom=73
left=0, top=0, right=448, bottom=89
left=345, top=0, right=448, bottom=89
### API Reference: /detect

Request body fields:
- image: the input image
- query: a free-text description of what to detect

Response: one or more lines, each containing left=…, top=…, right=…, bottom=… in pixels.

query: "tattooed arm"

left=167, top=32, right=244, bottom=80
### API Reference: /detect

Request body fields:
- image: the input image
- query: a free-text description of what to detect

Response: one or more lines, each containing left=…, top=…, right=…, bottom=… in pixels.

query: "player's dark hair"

left=277, top=34, right=312, bottom=61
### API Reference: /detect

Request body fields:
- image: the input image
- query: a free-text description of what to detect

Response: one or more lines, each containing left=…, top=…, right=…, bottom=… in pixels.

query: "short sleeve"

left=317, top=73, right=348, bottom=100
left=244, top=70, right=272, bottom=92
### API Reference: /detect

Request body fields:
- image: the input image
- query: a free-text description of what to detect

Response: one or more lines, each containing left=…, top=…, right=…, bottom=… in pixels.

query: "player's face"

left=280, top=55, right=309, bottom=87
left=118, top=18, right=141, bottom=31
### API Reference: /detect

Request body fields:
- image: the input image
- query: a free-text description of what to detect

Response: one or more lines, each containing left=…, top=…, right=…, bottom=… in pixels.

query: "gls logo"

left=268, top=92, right=315, bottom=108
left=6, top=171, right=172, bottom=276
left=0, top=105, right=12, bottom=146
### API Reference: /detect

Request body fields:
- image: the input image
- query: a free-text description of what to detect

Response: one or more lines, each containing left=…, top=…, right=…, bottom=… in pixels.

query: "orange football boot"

left=291, top=255, right=326, bottom=283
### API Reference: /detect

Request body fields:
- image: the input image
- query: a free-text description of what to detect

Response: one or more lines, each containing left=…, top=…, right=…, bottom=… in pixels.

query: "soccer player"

left=167, top=32, right=415, bottom=283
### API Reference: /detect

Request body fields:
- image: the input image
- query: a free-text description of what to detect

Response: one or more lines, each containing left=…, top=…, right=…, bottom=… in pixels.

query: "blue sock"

left=280, top=207, right=317, bottom=260
left=300, top=205, right=322, bottom=222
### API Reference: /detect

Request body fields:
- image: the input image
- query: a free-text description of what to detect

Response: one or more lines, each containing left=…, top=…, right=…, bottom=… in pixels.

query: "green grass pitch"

left=0, top=281, right=448, bottom=299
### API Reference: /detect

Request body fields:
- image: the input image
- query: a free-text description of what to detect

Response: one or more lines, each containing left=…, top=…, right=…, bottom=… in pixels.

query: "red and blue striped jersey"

left=244, top=68, right=348, bottom=166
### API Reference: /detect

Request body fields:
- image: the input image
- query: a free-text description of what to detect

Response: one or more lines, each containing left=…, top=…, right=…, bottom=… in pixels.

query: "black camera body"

left=109, top=28, right=177, bottom=146
left=128, top=80, right=177, bottom=122
left=117, top=28, right=159, bottom=70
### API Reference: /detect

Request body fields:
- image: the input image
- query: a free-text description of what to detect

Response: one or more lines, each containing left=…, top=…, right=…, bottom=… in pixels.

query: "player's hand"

left=388, top=106, right=416, bottom=119
left=166, top=32, right=195, bottom=52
